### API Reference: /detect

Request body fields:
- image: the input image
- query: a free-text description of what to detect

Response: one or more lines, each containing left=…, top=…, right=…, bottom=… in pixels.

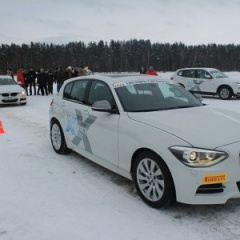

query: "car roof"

left=0, top=75, right=12, bottom=78
left=176, top=67, right=218, bottom=71
left=65, top=74, right=167, bottom=86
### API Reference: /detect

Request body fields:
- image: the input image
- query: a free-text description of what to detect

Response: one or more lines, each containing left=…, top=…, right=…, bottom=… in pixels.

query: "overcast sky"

left=0, top=0, right=240, bottom=46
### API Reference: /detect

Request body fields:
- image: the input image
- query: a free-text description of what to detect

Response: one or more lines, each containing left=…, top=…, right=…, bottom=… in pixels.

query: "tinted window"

left=196, top=70, right=208, bottom=79
left=177, top=70, right=183, bottom=76
left=115, top=82, right=202, bottom=112
left=183, top=70, right=195, bottom=78
left=63, top=82, right=73, bottom=99
left=63, top=80, right=88, bottom=102
left=88, top=81, right=113, bottom=106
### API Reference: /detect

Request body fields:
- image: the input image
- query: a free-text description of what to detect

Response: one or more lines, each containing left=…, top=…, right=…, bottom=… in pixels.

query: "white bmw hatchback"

left=0, top=75, right=27, bottom=105
left=49, top=75, right=240, bottom=208
left=171, top=68, right=240, bottom=100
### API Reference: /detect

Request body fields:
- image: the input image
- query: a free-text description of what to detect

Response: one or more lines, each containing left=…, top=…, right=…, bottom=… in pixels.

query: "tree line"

left=1, top=39, right=240, bottom=74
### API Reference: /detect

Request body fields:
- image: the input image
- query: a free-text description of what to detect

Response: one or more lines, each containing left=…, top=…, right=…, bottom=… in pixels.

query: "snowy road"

left=1, top=81, right=240, bottom=239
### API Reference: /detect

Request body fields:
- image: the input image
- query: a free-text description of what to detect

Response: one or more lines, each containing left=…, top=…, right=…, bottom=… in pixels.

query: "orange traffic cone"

left=0, top=120, right=6, bottom=134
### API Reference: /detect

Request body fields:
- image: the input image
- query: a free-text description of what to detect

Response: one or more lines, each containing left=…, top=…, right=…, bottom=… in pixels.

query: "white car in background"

left=0, top=75, right=27, bottom=105
left=49, top=75, right=240, bottom=208
left=171, top=68, right=240, bottom=100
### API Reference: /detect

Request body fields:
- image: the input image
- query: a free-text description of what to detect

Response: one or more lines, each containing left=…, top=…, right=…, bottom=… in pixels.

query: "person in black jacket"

left=47, top=69, right=55, bottom=94
left=140, top=66, right=146, bottom=74
left=56, top=67, right=67, bottom=92
left=27, top=67, right=37, bottom=95
left=37, top=68, right=48, bottom=96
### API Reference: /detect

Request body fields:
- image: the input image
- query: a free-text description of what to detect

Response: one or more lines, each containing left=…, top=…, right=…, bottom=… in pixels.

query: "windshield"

left=209, top=70, right=228, bottom=79
left=114, top=80, right=202, bottom=112
left=0, top=77, right=16, bottom=85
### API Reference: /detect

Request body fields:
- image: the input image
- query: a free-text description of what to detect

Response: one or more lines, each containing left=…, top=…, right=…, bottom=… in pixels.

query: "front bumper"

left=0, top=93, right=27, bottom=105
left=162, top=141, right=240, bottom=205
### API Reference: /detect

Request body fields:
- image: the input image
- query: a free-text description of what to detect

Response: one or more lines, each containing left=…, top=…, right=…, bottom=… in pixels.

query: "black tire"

left=133, top=151, right=175, bottom=208
left=50, top=120, right=71, bottom=154
left=218, top=86, right=233, bottom=100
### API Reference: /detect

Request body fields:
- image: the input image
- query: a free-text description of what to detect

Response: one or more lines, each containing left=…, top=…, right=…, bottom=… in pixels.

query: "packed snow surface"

left=1, top=72, right=240, bottom=240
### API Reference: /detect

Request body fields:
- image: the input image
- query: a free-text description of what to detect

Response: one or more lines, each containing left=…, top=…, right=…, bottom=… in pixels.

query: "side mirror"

left=92, top=100, right=117, bottom=113
left=205, top=74, right=212, bottom=79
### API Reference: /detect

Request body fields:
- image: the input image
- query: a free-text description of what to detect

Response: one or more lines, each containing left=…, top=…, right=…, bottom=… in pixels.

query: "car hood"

left=127, top=106, right=240, bottom=148
left=0, top=84, right=24, bottom=93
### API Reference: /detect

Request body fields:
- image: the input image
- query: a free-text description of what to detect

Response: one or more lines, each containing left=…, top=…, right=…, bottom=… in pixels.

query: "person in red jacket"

left=146, top=66, right=158, bottom=76
left=17, top=69, right=25, bottom=88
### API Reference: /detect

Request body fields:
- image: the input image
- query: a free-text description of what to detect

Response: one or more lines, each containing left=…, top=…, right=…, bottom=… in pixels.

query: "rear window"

left=182, top=70, right=195, bottom=78
left=63, top=80, right=88, bottom=102
left=177, top=70, right=183, bottom=76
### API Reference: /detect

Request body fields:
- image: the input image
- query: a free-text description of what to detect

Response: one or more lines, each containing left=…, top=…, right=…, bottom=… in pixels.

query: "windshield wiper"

left=159, top=105, right=202, bottom=110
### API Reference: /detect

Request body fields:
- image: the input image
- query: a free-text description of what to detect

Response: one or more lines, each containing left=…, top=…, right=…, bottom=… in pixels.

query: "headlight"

left=236, top=83, right=240, bottom=89
left=169, top=146, right=228, bottom=167
left=20, top=91, right=26, bottom=97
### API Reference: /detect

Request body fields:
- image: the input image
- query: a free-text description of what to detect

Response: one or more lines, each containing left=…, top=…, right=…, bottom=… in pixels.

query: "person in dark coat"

left=140, top=66, right=146, bottom=74
left=47, top=69, right=55, bottom=94
left=27, top=67, right=37, bottom=95
left=56, top=67, right=67, bottom=92
left=36, top=68, right=48, bottom=96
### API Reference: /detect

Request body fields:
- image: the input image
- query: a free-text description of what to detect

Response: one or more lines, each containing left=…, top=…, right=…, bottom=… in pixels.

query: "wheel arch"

left=217, top=84, right=233, bottom=94
left=130, top=147, right=177, bottom=206
left=130, top=148, right=175, bottom=185
left=50, top=117, right=61, bottom=127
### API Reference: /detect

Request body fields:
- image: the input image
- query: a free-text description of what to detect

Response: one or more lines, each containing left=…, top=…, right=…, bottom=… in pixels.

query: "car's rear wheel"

left=133, top=151, right=175, bottom=208
left=218, top=86, right=233, bottom=100
left=50, top=120, right=71, bottom=154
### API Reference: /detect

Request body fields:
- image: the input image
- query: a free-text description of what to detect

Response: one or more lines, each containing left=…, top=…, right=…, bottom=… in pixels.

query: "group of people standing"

left=12, top=65, right=156, bottom=96
left=16, top=68, right=55, bottom=96
left=15, top=66, right=92, bottom=96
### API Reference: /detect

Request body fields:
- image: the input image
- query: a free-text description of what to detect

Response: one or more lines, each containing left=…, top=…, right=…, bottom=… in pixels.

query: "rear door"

left=60, top=79, right=90, bottom=148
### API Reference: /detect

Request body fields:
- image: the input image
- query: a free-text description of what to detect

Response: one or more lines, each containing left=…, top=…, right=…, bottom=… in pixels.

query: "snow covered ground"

left=1, top=72, right=240, bottom=240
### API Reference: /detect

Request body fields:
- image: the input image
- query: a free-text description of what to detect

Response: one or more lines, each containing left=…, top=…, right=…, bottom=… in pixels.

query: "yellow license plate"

left=202, top=173, right=228, bottom=184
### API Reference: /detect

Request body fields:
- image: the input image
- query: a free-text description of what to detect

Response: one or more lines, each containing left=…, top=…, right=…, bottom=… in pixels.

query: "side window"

left=70, top=80, right=88, bottom=102
left=63, top=80, right=88, bottom=102
left=177, top=70, right=183, bottom=76
left=63, top=82, right=73, bottom=99
left=183, top=70, right=195, bottom=78
left=88, top=81, right=113, bottom=106
left=196, top=70, right=207, bottom=79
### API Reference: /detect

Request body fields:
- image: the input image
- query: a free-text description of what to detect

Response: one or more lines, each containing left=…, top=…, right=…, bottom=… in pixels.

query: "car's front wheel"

left=133, top=151, right=175, bottom=208
left=218, top=86, right=233, bottom=100
left=50, top=120, right=71, bottom=154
